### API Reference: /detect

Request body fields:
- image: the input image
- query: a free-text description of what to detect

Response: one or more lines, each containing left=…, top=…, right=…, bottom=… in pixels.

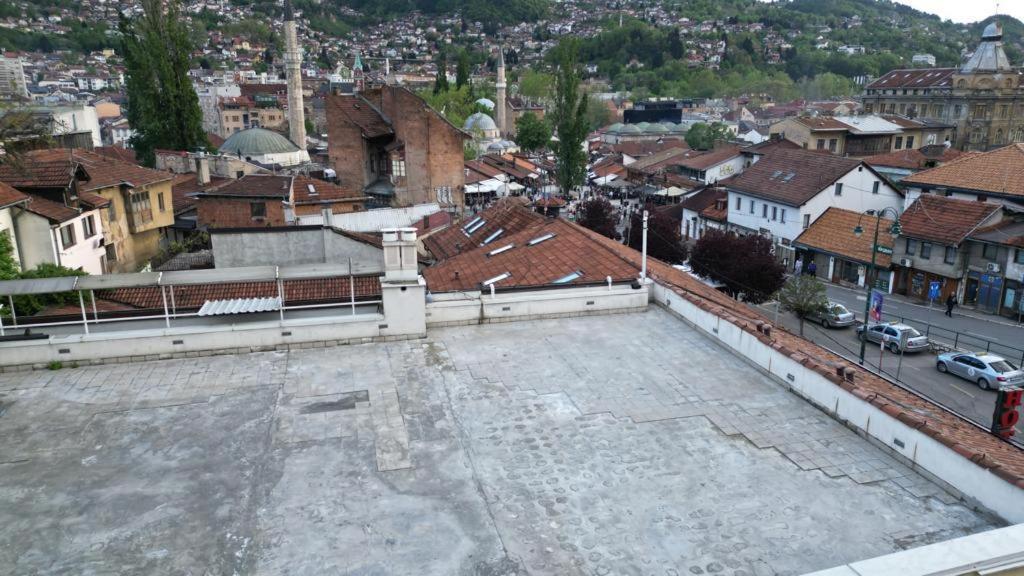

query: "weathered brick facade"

left=326, top=86, right=467, bottom=211
left=197, top=196, right=287, bottom=229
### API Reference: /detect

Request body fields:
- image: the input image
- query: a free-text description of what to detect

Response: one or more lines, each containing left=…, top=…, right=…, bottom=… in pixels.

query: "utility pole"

left=641, top=210, right=648, bottom=281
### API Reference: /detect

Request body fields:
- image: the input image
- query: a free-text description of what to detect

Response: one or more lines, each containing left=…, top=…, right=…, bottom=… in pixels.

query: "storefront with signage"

left=894, top=267, right=959, bottom=303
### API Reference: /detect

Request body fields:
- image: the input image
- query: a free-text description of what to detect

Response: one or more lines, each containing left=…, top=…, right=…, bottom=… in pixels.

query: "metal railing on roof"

left=0, top=260, right=384, bottom=338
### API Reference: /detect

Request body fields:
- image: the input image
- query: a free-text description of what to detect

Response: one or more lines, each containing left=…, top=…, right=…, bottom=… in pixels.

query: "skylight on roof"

left=487, top=243, right=514, bottom=257
left=307, top=183, right=317, bottom=196
left=465, top=219, right=487, bottom=235
left=482, top=272, right=510, bottom=287
left=782, top=172, right=795, bottom=182
left=552, top=271, right=582, bottom=284
left=527, top=233, right=556, bottom=246
left=481, top=228, right=504, bottom=245
left=463, top=216, right=482, bottom=231
left=771, top=170, right=783, bottom=179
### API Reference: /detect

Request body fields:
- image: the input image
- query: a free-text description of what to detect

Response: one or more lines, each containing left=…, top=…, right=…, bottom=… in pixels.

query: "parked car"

left=808, top=302, right=856, bottom=328
left=936, top=352, right=1024, bottom=390
left=855, top=323, right=930, bottom=354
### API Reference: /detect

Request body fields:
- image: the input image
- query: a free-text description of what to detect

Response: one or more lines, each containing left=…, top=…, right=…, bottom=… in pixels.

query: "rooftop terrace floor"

left=0, top=308, right=1001, bottom=575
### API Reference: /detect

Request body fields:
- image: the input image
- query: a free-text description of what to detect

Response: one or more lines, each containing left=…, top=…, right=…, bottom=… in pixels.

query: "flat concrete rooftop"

left=0, top=307, right=1001, bottom=575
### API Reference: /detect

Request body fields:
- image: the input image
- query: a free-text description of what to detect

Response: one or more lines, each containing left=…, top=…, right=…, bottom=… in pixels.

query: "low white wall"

left=804, top=523, right=1024, bottom=576
left=650, top=282, right=1024, bottom=524
left=426, top=284, right=649, bottom=327
left=0, top=313, right=392, bottom=369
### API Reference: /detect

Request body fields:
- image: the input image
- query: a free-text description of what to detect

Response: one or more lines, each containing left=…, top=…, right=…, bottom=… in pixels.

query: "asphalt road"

left=756, top=288, right=1024, bottom=438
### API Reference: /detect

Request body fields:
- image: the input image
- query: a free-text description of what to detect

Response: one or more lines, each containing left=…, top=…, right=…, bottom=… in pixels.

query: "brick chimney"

left=194, top=154, right=211, bottom=185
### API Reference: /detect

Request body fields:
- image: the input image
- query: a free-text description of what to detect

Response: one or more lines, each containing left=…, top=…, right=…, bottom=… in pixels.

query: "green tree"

left=518, top=70, right=554, bottom=101
left=456, top=50, right=470, bottom=90
left=0, top=230, right=19, bottom=280
left=434, top=51, right=449, bottom=94
left=121, top=0, right=209, bottom=167
left=8, top=263, right=88, bottom=318
left=685, top=122, right=732, bottom=150
left=550, top=39, right=588, bottom=194
left=584, top=95, right=612, bottom=131
left=514, top=112, right=551, bottom=152
left=777, top=274, right=829, bottom=336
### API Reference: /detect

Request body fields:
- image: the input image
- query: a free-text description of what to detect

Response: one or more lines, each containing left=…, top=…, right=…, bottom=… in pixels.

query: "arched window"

left=956, top=79, right=966, bottom=89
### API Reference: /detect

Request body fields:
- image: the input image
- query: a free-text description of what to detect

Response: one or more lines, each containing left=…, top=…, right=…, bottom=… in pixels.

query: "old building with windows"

left=861, top=22, right=1024, bottom=151
left=326, top=85, right=469, bottom=211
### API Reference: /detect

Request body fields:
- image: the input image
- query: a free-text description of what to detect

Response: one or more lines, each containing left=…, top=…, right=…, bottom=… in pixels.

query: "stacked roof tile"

left=898, top=195, right=1002, bottom=246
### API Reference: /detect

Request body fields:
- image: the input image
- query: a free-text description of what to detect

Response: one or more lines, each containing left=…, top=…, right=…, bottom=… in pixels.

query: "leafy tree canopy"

left=685, top=122, right=732, bottom=150
left=576, top=197, right=619, bottom=240
left=689, top=229, right=785, bottom=303
left=777, top=274, right=830, bottom=336
left=514, top=112, right=552, bottom=152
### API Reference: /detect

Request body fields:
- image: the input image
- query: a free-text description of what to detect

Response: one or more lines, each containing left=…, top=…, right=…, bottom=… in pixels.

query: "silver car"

left=808, top=302, right=856, bottom=328
left=856, top=323, right=930, bottom=354
left=936, top=352, right=1024, bottom=390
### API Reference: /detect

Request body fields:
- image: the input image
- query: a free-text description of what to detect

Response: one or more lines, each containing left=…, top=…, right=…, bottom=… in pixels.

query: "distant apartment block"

left=0, top=55, right=29, bottom=99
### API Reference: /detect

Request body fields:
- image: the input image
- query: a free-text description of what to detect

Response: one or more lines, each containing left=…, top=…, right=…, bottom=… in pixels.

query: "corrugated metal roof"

left=197, top=297, right=281, bottom=316
left=833, top=116, right=903, bottom=135
left=298, top=203, right=441, bottom=232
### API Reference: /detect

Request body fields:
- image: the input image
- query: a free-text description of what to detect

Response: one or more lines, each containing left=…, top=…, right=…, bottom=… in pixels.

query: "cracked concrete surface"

left=0, top=308, right=1002, bottom=575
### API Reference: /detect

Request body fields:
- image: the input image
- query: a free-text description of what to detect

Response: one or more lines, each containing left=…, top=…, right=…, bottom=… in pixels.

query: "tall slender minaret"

left=495, top=48, right=507, bottom=136
left=283, top=0, right=306, bottom=149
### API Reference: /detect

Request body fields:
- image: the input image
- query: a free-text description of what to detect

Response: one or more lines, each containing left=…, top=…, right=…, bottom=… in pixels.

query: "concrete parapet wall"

left=426, top=284, right=649, bottom=327
left=650, top=281, right=1024, bottom=524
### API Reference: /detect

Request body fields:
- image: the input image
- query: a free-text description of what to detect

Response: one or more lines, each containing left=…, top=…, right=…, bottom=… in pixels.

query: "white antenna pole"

left=641, top=209, right=649, bottom=281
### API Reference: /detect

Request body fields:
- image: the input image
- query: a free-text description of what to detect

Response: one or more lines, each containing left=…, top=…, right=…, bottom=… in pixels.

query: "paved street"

left=0, top=309, right=1000, bottom=575
left=758, top=282, right=1024, bottom=436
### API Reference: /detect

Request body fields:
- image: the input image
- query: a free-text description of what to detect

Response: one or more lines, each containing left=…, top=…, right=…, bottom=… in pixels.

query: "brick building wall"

left=325, top=103, right=371, bottom=191
left=197, top=197, right=287, bottom=229
left=374, top=87, right=466, bottom=209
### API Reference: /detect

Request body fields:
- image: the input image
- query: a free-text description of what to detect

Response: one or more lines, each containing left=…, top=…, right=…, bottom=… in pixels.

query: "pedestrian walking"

left=945, top=294, right=956, bottom=317
left=806, top=261, right=817, bottom=277
left=793, top=257, right=803, bottom=276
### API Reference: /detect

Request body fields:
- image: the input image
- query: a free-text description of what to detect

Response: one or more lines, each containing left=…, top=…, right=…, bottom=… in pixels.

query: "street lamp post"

left=854, top=207, right=902, bottom=365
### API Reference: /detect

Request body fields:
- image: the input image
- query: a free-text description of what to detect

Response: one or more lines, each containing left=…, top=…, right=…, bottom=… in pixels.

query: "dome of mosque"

left=464, top=112, right=498, bottom=132
left=220, top=128, right=299, bottom=156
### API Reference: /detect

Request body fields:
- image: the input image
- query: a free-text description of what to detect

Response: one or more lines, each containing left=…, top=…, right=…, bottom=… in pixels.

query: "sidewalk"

left=824, top=281, right=1024, bottom=329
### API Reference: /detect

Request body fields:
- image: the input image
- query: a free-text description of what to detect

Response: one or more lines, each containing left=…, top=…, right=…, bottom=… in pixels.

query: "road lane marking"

left=950, top=383, right=976, bottom=398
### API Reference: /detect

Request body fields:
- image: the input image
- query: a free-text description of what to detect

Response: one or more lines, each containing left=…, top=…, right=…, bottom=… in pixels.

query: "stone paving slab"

left=0, top=308, right=1003, bottom=575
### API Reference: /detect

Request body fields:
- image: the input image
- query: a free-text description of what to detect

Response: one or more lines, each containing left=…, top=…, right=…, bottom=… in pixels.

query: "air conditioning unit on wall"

left=899, top=258, right=913, bottom=267
left=986, top=262, right=1001, bottom=273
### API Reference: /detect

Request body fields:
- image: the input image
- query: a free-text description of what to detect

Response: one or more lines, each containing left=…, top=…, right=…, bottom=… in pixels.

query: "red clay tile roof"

left=674, top=146, right=742, bottom=170
left=424, top=218, right=640, bottom=292
left=898, top=195, right=1002, bottom=246
left=744, top=138, right=802, bottom=155
left=98, top=276, right=381, bottom=310
left=863, top=147, right=972, bottom=171
left=0, top=181, right=28, bottom=208
left=21, top=148, right=171, bottom=192
left=901, top=143, right=1024, bottom=198
left=202, top=174, right=292, bottom=198
left=23, top=194, right=79, bottom=223
left=726, top=148, right=861, bottom=206
left=557, top=220, right=1024, bottom=489
left=412, top=210, right=453, bottom=233
left=866, top=68, right=955, bottom=89
left=681, top=185, right=723, bottom=212
left=794, top=207, right=896, bottom=267
left=292, top=175, right=366, bottom=204
left=970, top=220, right=1024, bottom=248
left=326, top=94, right=393, bottom=139
left=423, top=198, right=544, bottom=261
left=465, top=159, right=504, bottom=180
left=92, top=145, right=138, bottom=163
left=0, top=157, right=80, bottom=189
left=628, top=147, right=696, bottom=172
left=207, top=132, right=226, bottom=148
left=171, top=174, right=231, bottom=213
left=78, top=191, right=110, bottom=209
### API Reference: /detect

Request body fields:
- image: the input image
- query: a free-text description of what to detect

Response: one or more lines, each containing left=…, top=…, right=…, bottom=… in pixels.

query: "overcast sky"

left=880, top=0, right=1021, bottom=23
